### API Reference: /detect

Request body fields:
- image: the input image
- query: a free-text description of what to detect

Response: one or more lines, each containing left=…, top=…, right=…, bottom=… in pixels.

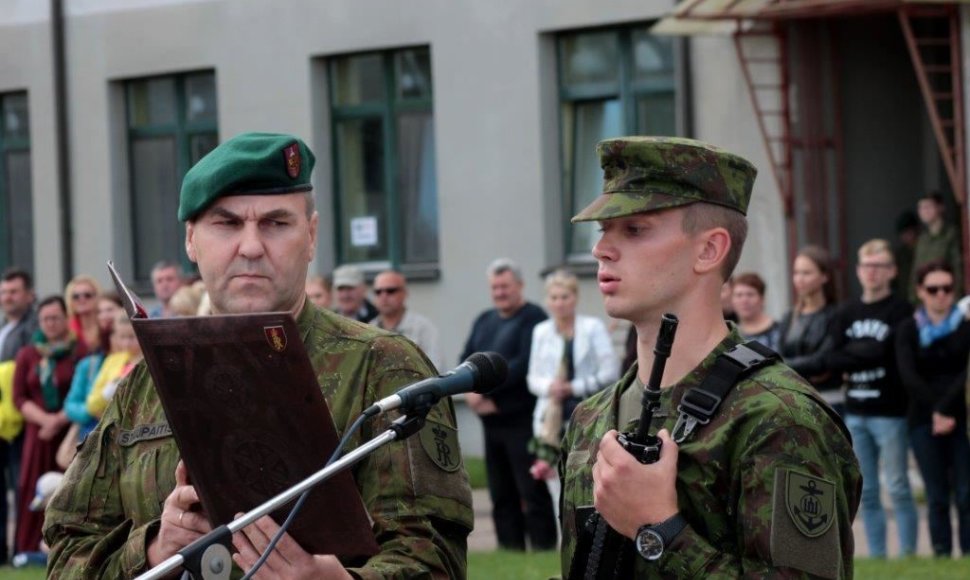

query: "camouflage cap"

left=571, top=136, right=757, bottom=222
left=178, top=132, right=315, bottom=222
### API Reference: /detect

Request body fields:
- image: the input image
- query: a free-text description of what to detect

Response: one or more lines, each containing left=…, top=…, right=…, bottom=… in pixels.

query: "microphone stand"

left=136, top=413, right=428, bottom=580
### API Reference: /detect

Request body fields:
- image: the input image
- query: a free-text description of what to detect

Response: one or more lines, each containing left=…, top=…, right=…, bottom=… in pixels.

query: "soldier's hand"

left=147, top=461, right=212, bottom=567
left=232, top=514, right=352, bottom=580
left=592, top=428, right=679, bottom=539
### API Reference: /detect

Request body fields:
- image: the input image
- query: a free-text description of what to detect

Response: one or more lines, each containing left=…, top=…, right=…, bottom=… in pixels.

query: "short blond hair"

left=544, top=269, right=578, bottom=296
left=858, top=239, right=894, bottom=264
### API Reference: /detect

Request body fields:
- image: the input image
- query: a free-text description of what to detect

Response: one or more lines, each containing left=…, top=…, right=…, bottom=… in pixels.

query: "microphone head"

left=464, top=351, right=508, bottom=394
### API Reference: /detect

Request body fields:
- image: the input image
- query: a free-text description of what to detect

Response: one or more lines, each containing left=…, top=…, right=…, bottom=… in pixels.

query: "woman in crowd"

left=65, top=275, right=102, bottom=352
left=732, top=272, right=781, bottom=351
left=168, top=283, right=204, bottom=317
left=12, top=295, right=87, bottom=554
left=86, top=312, right=143, bottom=420
left=526, top=270, right=618, bottom=518
left=895, top=261, right=970, bottom=557
left=62, top=293, right=126, bottom=451
left=778, top=246, right=844, bottom=415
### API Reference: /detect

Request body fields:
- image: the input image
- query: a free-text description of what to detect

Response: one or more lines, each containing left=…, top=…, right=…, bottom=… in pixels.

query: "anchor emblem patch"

left=785, top=470, right=835, bottom=538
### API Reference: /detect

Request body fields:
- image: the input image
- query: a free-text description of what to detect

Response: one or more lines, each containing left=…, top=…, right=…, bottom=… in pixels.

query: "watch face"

left=636, top=529, right=664, bottom=561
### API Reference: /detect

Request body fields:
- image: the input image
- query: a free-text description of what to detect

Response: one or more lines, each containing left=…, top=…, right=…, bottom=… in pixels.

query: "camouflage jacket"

left=44, top=304, right=473, bottom=579
left=560, top=331, right=861, bottom=579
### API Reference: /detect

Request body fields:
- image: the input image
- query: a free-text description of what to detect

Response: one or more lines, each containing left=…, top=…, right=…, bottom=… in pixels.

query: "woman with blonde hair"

left=64, top=275, right=103, bottom=352
left=526, top=269, right=618, bottom=520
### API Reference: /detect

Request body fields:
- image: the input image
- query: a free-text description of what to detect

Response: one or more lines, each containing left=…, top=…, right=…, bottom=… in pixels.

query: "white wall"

left=0, top=0, right=794, bottom=454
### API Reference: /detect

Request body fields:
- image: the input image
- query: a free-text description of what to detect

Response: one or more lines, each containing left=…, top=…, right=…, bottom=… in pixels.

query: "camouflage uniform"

left=44, top=304, right=473, bottom=579
left=563, top=137, right=862, bottom=577
left=560, top=330, right=861, bottom=578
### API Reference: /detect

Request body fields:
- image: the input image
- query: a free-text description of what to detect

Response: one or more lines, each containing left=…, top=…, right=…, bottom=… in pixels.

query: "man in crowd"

left=0, top=268, right=37, bottom=564
left=0, top=269, right=36, bottom=362
left=332, top=264, right=378, bottom=323
left=369, top=270, right=443, bottom=371
left=305, top=274, right=332, bottom=310
left=828, top=239, right=917, bottom=558
left=561, top=137, right=860, bottom=577
left=461, top=258, right=556, bottom=551
left=44, top=132, right=472, bottom=578
left=910, top=191, right=962, bottom=301
left=147, top=261, right=183, bottom=318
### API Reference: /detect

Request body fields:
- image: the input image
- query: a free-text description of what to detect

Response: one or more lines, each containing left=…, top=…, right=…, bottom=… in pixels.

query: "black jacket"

left=778, top=304, right=840, bottom=393
left=894, top=316, right=970, bottom=426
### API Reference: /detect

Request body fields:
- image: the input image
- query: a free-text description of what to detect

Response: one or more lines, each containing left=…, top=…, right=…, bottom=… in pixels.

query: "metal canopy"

left=653, top=0, right=970, bottom=34
left=654, top=0, right=970, bottom=286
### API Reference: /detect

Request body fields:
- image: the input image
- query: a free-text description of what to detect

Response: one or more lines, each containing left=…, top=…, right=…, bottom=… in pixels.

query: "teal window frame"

left=125, top=71, right=218, bottom=284
left=0, top=91, right=32, bottom=273
left=328, top=47, right=438, bottom=273
left=558, top=25, right=678, bottom=260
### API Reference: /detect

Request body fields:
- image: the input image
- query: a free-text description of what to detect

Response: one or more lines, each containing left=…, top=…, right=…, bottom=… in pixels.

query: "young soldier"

left=560, top=137, right=861, bottom=578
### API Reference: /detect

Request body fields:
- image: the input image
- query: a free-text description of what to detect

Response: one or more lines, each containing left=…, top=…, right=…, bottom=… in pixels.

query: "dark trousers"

left=0, top=434, right=23, bottom=563
left=483, top=420, right=556, bottom=550
left=910, top=423, right=970, bottom=556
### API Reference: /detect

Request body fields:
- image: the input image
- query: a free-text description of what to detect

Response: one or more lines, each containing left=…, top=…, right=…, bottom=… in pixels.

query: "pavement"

left=469, top=488, right=943, bottom=557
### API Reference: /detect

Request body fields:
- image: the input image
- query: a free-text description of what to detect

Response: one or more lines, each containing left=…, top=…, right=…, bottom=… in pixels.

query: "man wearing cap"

left=333, top=265, right=379, bottom=323
left=560, top=137, right=860, bottom=577
left=44, top=133, right=472, bottom=579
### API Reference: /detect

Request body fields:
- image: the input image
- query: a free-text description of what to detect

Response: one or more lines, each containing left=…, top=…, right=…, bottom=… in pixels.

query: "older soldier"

left=44, top=133, right=472, bottom=579
left=560, top=137, right=860, bottom=578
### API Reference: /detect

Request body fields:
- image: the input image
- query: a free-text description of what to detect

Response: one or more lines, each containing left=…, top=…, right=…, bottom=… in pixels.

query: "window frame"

left=328, top=46, right=438, bottom=276
left=558, top=25, right=679, bottom=263
left=125, top=71, right=218, bottom=284
left=0, top=91, right=32, bottom=273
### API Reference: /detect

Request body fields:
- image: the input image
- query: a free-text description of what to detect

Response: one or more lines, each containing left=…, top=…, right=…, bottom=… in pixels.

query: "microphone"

left=363, top=352, right=508, bottom=416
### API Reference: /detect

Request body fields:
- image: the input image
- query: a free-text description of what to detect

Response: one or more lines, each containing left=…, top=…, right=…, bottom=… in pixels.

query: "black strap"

left=672, top=341, right=779, bottom=444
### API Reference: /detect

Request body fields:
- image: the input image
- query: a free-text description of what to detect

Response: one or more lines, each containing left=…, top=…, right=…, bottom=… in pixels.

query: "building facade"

left=2, top=0, right=965, bottom=454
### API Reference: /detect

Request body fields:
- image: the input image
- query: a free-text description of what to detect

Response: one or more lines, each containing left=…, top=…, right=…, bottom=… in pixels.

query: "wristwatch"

left=635, top=513, right=688, bottom=561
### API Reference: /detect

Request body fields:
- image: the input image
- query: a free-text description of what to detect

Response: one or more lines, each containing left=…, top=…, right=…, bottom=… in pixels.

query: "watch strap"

left=644, top=512, right=688, bottom=545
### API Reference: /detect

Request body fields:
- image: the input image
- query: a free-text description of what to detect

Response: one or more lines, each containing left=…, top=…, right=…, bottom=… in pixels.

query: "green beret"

left=178, top=132, right=316, bottom=222
left=571, top=136, right=757, bottom=222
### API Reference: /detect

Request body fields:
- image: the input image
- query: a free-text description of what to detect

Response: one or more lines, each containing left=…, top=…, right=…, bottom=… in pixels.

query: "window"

left=559, top=26, right=677, bottom=257
left=329, top=47, right=439, bottom=270
left=0, top=92, right=33, bottom=273
left=126, top=71, right=218, bottom=283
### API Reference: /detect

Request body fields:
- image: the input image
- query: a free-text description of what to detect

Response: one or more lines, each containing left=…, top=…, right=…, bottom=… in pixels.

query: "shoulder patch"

left=770, top=469, right=842, bottom=579
left=419, top=420, right=461, bottom=472
left=785, top=470, right=836, bottom=537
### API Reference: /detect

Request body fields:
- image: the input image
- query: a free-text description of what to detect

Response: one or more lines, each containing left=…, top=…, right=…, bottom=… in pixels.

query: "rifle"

left=567, top=313, right=678, bottom=579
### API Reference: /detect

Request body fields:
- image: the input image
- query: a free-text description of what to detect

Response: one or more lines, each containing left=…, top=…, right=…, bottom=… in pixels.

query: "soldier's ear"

left=694, top=227, right=730, bottom=276
left=185, top=221, right=199, bottom=264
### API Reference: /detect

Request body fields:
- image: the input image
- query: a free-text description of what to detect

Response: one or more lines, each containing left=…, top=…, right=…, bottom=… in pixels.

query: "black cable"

left=239, top=411, right=371, bottom=579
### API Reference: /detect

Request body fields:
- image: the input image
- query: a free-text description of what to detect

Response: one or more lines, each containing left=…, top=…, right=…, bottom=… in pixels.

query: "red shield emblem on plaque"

left=283, top=143, right=301, bottom=179
left=264, top=326, right=287, bottom=352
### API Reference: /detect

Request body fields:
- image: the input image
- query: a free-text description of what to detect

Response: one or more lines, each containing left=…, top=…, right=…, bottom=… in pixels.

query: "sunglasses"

left=72, top=291, right=95, bottom=301
left=374, top=287, right=401, bottom=296
left=923, top=284, right=954, bottom=296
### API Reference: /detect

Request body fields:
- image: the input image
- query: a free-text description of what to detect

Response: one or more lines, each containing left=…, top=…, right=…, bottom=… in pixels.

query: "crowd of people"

left=0, top=132, right=968, bottom=576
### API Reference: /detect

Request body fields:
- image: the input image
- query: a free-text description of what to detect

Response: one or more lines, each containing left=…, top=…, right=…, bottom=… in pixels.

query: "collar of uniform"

left=613, top=324, right=745, bottom=432
left=295, top=299, right=317, bottom=344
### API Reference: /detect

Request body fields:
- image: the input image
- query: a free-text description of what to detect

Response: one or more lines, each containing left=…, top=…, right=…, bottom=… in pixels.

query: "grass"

left=469, top=550, right=560, bottom=579
left=465, top=455, right=488, bottom=489
left=5, top=555, right=969, bottom=579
